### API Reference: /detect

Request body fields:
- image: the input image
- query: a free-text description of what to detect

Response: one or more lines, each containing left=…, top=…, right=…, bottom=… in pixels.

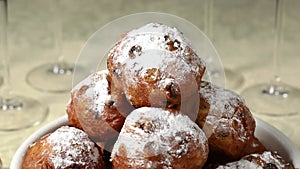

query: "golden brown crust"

left=66, top=70, right=134, bottom=142
left=66, top=96, right=83, bottom=130
left=111, top=107, right=209, bottom=169
left=107, top=23, right=205, bottom=108
left=196, top=81, right=266, bottom=162
left=21, top=21, right=299, bottom=169
left=22, top=126, right=105, bottom=169
left=216, top=151, right=295, bottom=169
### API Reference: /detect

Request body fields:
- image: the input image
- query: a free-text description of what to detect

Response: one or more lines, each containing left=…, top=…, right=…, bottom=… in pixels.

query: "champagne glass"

left=0, top=0, right=48, bottom=131
left=0, top=76, right=3, bottom=87
left=203, top=0, right=244, bottom=90
left=241, top=0, right=300, bottom=116
left=26, top=0, right=74, bottom=93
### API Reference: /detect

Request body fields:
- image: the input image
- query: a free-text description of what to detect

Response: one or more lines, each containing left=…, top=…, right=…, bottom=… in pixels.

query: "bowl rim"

left=10, top=115, right=68, bottom=169
left=255, top=117, right=300, bottom=167
left=10, top=115, right=300, bottom=168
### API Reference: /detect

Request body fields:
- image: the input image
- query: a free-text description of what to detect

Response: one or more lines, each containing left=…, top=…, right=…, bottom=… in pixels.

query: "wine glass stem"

left=0, top=0, right=12, bottom=99
left=272, top=0, right=284, bottom=85
left=53, top=0, right=64, bottom=64
left=203, top=0, right=214, bottom=63
left=204, top=0, right=214, bottom=39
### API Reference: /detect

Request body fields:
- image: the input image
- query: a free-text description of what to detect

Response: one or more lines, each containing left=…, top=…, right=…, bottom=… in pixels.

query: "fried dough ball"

left=66, top=70, right=134, bottom=142
left=22, top=126, right=105, bottom=169
left=107, top=22, right=205, bottom=108
left=111, top=107, right=209, bottom=169
left=196, top=81, right=265, bottom=162
left=66, top=97, right=82, bottom=129
left=216, top=151, right=295, bottom=169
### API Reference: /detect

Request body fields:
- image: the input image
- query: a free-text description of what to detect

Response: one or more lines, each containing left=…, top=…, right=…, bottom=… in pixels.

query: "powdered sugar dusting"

left=46, top=126, right=100, bottom=168
left=216, top=151, right=292, bottom=169
left=199, top=81, right=250, bottom=141
left=109, top=23, right=205, bottom=88
left=250, top=151, right=289, bottom=168
left=199, top=81, right=245, bottom=116
left=216, top=159, right=262, bottom=169
left=114, top=35, right=192, bottom=87
left=127, top=22, right=188, bottom=41
left=111, top=107, right=208, bottom=167
left=73, top=70, right=111, bottom=115
left=90, top=70, right=111, bottom=114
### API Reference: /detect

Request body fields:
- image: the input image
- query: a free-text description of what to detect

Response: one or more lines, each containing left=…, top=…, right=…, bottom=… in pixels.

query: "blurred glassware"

left=0, top=155, right=2, bottom=169
left=0, top=0, right=48, bottom=131
left=26, top=0, right=74, bottom=93
left=0, top=76, right=3, bottom=87
left=203, top=0, right=245, bottom=90
left=241, top=0, right=300, bottom=116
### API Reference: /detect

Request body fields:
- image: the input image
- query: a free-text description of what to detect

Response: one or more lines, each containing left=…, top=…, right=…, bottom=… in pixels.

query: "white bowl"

left=10, top=116, right=300, bottom=169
